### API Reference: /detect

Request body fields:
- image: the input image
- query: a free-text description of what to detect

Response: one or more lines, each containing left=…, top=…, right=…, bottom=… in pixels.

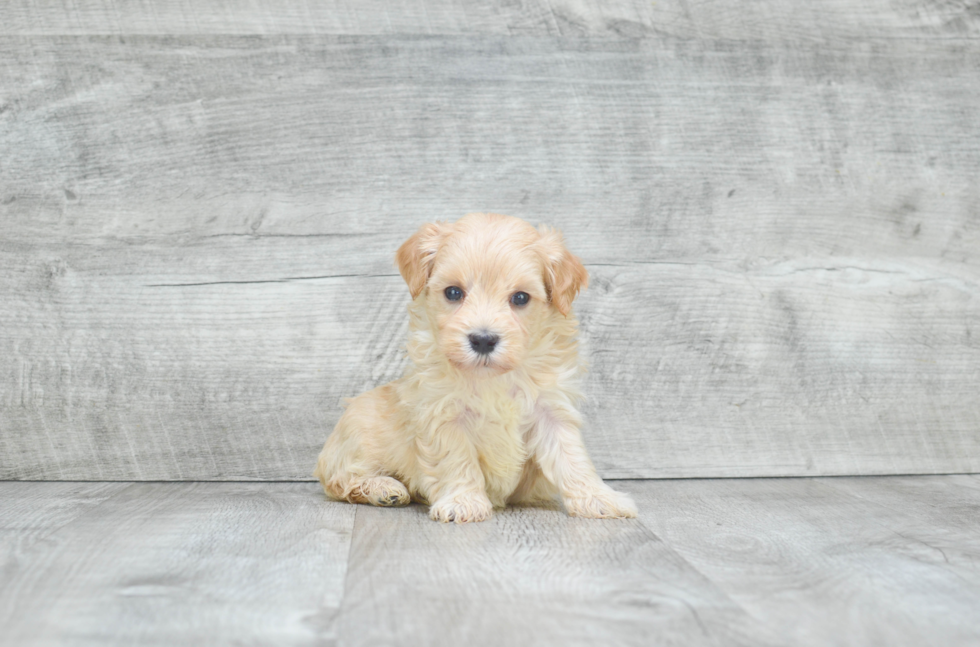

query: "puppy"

left=314, top=213, right=637, bottom=523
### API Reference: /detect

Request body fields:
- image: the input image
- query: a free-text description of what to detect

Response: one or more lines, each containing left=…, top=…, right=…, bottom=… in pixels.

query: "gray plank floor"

left=2, top=476, right=978, bottom=646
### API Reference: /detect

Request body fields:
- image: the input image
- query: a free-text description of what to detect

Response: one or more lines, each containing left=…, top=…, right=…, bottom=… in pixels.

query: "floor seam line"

left=332, top=503, right=359, bottom=646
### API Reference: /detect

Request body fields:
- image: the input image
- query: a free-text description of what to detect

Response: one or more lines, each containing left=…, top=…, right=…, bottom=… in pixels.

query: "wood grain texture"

left=0, top=482, right=129, bottom=582
left=2, top=33, right=978, bottom=479
left=3, top=242, right=978, bottom=480
left=818, top=475, right=980, bottom=576
left=622, top=477, right=980, bottom=646
left=2, top=0, right=978, bottom=38
left=0, top=482, right=355, bottom=646
left=3, top=36, right=979, bottom=248
left=337, top=501, right=779, bottom=647
left=2, top=477, right=980, bottom=646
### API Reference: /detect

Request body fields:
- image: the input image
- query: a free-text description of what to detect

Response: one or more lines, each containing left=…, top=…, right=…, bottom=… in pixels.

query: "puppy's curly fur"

left=314, top=213, right=637, bottom=523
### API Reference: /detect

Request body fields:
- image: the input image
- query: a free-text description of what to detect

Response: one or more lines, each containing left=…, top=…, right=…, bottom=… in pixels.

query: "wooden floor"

left=2, top=475, right=978, bottom=646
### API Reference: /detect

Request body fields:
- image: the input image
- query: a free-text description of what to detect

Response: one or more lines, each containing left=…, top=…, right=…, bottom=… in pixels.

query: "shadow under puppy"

left=314, top=213, right=637, bottom=523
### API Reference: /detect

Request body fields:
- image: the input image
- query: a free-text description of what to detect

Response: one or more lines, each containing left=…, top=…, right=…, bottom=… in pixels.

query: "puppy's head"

left=396, top=213, right=587, bottom=375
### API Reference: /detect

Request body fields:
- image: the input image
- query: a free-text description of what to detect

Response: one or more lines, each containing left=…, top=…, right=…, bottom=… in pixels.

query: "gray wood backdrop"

left=1, top=1, right=978, bottom=480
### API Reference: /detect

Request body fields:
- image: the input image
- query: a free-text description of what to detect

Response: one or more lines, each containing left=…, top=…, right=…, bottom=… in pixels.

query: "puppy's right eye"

left=444, top=286, right=464, bottom=302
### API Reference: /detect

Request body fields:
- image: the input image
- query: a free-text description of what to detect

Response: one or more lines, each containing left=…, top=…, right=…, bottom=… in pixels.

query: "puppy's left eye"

left=510, top=292, right=530, bottom=307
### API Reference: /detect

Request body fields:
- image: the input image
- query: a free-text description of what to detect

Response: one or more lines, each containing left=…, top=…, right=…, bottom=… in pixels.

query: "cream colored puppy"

left=314, top=213, right=637, bottom=523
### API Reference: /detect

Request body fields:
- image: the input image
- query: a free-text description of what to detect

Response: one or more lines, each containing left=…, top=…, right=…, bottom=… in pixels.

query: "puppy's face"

left=397, top=213, right=588, bottom=375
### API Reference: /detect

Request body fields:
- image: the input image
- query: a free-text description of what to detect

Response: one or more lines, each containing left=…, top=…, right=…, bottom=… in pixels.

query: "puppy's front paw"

left=564, top=486, right=638, bottom=519
left=429, top=491, right=494, bottom=524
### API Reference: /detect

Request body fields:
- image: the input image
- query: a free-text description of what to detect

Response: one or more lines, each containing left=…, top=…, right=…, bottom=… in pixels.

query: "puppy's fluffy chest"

left=416, top=377, right=533, bottom=506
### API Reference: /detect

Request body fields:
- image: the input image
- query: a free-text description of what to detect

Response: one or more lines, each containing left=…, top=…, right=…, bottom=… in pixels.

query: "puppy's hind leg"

left=314, top=385, right=412, bottom=508
left=316, top=451, right=412, bottom=508
left=348, top=475, right=411, bottom=507
left=315, top=454, right=410, bottom=507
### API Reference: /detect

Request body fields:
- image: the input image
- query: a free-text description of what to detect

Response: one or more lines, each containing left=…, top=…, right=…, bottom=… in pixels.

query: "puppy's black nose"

left=468, top=333, right=499, bottom=356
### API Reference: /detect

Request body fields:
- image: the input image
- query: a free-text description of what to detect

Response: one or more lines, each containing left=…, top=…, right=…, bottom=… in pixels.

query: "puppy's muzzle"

left=468, top=332, right=499, bottom=356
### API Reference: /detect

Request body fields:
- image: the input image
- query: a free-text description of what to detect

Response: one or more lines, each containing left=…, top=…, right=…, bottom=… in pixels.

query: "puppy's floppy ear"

left=537, top=225, right=589, bottom=316
left=396, top=222, right=450, bottom=299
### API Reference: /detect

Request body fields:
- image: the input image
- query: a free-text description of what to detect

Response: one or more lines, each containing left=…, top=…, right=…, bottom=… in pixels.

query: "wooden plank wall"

left=1, top=1, right=978, bottom=480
